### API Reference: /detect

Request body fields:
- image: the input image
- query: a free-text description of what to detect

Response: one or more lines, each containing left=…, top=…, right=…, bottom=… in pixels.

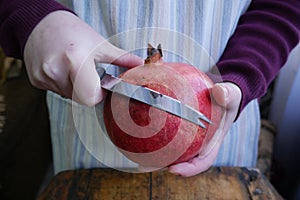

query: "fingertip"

left=169, top=171, right=182, bottom=176
left=113, top=52, right=144, bottom=68
left=94, top=42, right=144, bottom=68
left=168, top=165, right=183, bottom=176
left=73, top=80, right=106, bottom=106
left=168, top=163, right=195, bottom=177
left=71, top=59, right=106, bottom=106
left=138, top=165, right=162, bottom=173
left=83, top=88, right=106, bottom=106
left=211, top=83, right=229, bottom=107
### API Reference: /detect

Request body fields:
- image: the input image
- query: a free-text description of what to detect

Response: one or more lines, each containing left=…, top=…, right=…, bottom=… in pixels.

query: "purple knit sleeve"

left=216, top=0, right=300, bottom=115
left=0, top=0, right=74, bottom=58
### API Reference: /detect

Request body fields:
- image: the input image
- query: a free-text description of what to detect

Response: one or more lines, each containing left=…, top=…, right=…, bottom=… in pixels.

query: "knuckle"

left=42, top=62, right=57, bottom=80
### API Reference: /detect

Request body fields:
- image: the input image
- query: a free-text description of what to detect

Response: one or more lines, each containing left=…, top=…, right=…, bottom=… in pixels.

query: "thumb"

left=94, top=42, right=144, bottom=68
left=211, top=82, right=242, bottom=110
left=112, top=50, right=144, bottom=69
left=69, top=42, right=143, bottom=106
left=211, top=82, right=242, bottom=124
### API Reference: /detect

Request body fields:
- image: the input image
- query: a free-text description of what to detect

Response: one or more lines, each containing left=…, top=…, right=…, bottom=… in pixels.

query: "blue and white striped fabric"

left=49, top=0, right=260, bottom=174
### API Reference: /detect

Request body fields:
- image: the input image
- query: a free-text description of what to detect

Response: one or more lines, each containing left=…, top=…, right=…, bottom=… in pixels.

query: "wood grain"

left=38, top=167, right=283, bottom=200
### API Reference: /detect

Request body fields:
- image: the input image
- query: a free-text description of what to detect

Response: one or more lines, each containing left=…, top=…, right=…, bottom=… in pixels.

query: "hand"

left=168, top=82, right=242, bottom=177
left=24, top=11, right=143, bottom=106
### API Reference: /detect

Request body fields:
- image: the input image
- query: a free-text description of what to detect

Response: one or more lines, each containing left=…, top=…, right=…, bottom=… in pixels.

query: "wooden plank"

left=38, top=169, right=150, bottom=200
left=38, top=167, right=283, bottom=200
left=151, top=167, right=248, bottom=200
left=90, top=169, right=150, bottom=200
left=239, top=168, right=283, bottom=200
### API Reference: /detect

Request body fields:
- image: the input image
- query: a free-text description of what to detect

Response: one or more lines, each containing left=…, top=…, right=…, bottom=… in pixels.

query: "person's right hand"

left=24, top=10, right=143, bottom=106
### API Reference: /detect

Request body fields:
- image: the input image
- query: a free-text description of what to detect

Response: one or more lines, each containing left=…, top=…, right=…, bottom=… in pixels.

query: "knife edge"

left=100, top=73, right=211, bottom=128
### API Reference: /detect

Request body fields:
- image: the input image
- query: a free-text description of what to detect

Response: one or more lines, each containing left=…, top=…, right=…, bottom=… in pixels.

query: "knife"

left=97, top=68, right=211, bottom=128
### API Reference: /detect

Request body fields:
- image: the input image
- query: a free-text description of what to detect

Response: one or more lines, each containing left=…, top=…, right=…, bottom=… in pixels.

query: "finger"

left=211, top=82, right=242, bottom=109
left=41, top=61, right=74, bottom=98
left=169, top=83, right=242, bottom=177
left=30, top=72, right=62, bottom=95
left=94, top=42, right=143, bottom=68
left=112, top=51, right=144, bottom=68
left=210, top=83, right=242, bottom=147
left=211, top=83, right=228, bottom=107
left=65, top=51, right=105, bottom=106
left=74, top=60, right=104, bottom=106
left=138, top=165, right=165, bottom=173
left=168, top=141, right=220, bottom=177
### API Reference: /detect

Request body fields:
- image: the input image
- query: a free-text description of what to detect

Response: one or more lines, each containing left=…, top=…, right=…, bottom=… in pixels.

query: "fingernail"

left=169, top=169, right=182, bottom=176
left=220, top=85, right=229, bottom=103
left=171, top=172, right=182, bottom=176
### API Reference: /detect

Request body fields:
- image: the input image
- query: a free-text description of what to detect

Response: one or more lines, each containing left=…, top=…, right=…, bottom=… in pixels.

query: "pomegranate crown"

left=145, top=43, right=163, bottom=64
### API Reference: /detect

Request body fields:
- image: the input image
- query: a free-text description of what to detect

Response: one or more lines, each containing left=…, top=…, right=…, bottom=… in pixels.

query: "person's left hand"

left=168, top=82, right=242, bottom=177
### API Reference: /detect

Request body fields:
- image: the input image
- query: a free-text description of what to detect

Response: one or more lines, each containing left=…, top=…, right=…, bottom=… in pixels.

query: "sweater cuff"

left=216, top=0, right=300, bottom=118
left=0, top=0, right=75, bottom=58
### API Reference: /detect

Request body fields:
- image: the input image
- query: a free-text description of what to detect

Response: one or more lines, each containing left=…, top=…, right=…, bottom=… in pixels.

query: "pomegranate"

left=103, top=44, right=222, bottom=169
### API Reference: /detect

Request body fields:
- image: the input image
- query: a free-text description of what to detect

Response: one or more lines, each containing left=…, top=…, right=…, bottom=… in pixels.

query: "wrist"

left=0, top=0, right=74, bottom=58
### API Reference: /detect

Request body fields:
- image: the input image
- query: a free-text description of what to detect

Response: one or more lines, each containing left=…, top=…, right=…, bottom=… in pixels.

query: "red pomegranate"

left=103, top=44, right=222, bottom=169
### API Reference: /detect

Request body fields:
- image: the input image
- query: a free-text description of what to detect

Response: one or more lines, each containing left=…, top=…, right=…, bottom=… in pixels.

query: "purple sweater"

left=1, top=0, right=300, bottom=114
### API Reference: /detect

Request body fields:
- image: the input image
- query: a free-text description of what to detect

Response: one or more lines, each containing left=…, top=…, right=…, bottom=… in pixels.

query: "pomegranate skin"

left=103, top=62, right=222, bottom=168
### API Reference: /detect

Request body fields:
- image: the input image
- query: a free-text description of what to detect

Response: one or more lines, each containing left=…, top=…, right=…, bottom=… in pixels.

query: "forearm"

left=217, top=0, right=300, bottom=114
left=0, top=0, right=73, bottom=58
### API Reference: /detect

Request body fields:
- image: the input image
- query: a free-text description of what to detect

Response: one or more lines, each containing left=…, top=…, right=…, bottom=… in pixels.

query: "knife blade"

left=98, top=69, right=211, bottom=128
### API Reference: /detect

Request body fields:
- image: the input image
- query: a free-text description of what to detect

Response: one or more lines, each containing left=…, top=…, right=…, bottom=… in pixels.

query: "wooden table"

left=38, top=167, right=282, bottom=200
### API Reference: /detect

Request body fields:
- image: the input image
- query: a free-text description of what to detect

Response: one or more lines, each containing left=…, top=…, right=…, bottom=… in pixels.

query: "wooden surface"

left=38, top=167, right=283, bottom=200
